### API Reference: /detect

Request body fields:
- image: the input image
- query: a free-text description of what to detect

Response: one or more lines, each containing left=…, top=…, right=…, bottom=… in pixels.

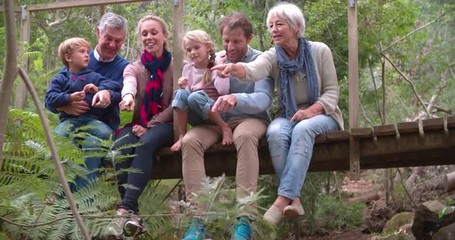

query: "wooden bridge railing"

left=151, top=115, right=455, bottom=179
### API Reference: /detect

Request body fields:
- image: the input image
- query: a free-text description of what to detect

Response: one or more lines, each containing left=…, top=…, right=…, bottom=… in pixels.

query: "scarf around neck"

left=276, top=38, right=318, bottom=119
left=136, top=49, right=172, bottom=127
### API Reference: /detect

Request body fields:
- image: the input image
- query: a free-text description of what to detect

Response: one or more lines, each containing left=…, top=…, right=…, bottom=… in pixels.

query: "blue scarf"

left=276, top=38, right=318, bottom=119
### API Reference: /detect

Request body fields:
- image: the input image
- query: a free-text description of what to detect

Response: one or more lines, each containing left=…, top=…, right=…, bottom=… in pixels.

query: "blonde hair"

left=267, top=2, right=306, bottom=38
left=136, top=14, right=169, bottom=50
left=183, top=30, right=216, bottom=84
left=57, top=37, right=91, bottom=67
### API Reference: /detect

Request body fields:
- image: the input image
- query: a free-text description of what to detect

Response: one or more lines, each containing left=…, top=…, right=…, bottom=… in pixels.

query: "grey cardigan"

left=239, top=41, right=344, bottom=130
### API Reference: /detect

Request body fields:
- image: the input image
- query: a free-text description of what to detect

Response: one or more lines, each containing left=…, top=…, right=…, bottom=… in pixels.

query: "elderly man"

left=52, top=12, right=129, bottom=191
left=181, top=12, right=273, bottom=240
left=58, top=12, right=129, bottom=130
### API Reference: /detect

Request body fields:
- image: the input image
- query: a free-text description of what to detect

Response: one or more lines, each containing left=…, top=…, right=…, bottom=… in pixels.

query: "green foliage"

left=0, top=109, right=178, bottom=239
left=312, top=195, right=365, bottom=232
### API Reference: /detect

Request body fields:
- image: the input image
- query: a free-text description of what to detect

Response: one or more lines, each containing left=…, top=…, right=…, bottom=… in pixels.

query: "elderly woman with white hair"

left=212, top=2, right=344, bottom=225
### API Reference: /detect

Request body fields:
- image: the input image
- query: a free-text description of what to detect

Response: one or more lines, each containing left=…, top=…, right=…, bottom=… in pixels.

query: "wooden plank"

left=447, top=115, right=455, bottom=129
left=325, top=130, right=350, bottom=142
left=373, top=124, right=397, bottom=137
left=422, top=118, right=444, bottom=131
left=350, top=127, right=374, bottom=138
left=315, top=133, right=327, bottom=143
left=349, top=136, right=360, bottom=180
left=0, top=0, right=154, bottom=13
left=114, top=124, right=455, bottom=179
left=397, top=121, right=419, bottom=134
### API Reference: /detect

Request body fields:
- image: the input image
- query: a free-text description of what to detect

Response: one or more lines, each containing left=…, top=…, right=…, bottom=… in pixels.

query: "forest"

left=0, top=0, right=454, bottom=239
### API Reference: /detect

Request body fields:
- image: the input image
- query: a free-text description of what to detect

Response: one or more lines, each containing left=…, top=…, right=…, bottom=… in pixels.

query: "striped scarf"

left=136, top=49, right=172, bottom=127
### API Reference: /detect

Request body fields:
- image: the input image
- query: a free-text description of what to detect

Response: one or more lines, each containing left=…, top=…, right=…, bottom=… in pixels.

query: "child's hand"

left=119, top=94, right=135, bottom=111
left=178, top=77, right=188, bottom=89
left=83, top=84, right=99, bottom=94
left=69, top=91, right=86, bottom=102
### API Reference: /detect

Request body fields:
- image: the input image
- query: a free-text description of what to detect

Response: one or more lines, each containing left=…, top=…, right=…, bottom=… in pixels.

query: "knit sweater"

left=239, top=41, right=344, bottom=129
left=217, top=47, right=273, bottom=122
left=88, top=51, right=129, bottom=130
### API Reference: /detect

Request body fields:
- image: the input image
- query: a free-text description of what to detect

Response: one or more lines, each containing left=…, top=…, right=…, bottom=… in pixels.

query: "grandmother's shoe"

left=263, top=205, right=282, bottom=225
left=283, top=202, right=304, bottom=218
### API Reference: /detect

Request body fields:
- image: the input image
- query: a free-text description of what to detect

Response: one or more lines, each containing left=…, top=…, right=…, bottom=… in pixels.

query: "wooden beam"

left=172, top=0, right=184, bottom=139
left=348, top=0, right=360, bottom=180
left=152, top=116, right=455, bottom=179
left=14, top=7, right=31, bottom=109
left=0, top=0, right=154, bottom=13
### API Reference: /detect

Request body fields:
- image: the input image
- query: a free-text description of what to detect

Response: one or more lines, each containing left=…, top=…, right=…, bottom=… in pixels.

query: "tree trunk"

left=0, top=0, right=18, bottom=170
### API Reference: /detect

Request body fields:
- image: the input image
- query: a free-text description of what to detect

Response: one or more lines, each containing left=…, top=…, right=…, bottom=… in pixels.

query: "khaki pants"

left=181, top=118, right=267, bottom=213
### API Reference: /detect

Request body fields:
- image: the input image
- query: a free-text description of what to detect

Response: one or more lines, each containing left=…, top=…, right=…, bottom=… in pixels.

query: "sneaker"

left=124, top=212, right=145, bottom=237
left=113, top=210, right=128, bottom=239
left=112, top=210, right=145, bottom=238
left=182, top=217, right=206, bottom=240
left=231, top=217, right=252, bottom=240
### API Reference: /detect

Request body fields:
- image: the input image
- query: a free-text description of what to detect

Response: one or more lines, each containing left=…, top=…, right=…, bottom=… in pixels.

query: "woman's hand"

left=211, top=63, right=246, bottom=79
left=132, top=125, right=147, bottom=137
left=211, top=63, right=232, bottom=78
left=291, top=104, right=324, bottom=122
left=120, top=94, right=135, bottom=111
left=291, top=109, right=316, bottom=122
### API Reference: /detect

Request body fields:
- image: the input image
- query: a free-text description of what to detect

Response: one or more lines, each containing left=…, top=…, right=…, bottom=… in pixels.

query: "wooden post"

left=14, top=6, right=31, bottom=109
left=173, top=0, right=184, bottom=140
left=348, top=0, right=360, bottom=180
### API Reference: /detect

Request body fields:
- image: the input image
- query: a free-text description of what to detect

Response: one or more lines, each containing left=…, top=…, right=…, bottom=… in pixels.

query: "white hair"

left=98, top=12, right=128, bottom=35
left=266, top=2, right=306, bottom=38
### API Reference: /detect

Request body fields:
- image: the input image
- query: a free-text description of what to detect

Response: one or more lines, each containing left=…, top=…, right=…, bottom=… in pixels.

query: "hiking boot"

left=231, top=216, right=252, bottom=240
left=182, top=217, right=206, bottom=240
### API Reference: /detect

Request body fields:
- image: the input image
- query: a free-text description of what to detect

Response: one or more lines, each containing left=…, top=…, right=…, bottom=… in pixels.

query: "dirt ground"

left=303, top=229, right=371, bottom=240
left=302, top=175, right=379, bottom=240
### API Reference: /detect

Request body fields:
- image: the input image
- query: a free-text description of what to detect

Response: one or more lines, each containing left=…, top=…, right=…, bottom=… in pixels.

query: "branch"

left=47, top=9, right=71, bottom=27
left=382, top=12, right=447, bottom=53
left=380, top=53, right=430, bottom=117
left=17, top=67, right=91, bottom=239
left=396, top=168, right=417, bottom=208
left=426, top=68, right=448, bottom=114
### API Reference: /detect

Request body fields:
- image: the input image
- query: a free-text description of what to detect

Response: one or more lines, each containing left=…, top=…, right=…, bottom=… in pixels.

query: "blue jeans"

left=173, top=89, right=225, bottom=126
left=54, top=116, right=113, bottom=192
left=266, top=115, right=339, bottom=200
left=113, top=123, right=173, bottom=213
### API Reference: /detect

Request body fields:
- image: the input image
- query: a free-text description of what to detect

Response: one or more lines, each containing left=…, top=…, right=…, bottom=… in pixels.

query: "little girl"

left=171, top=30, right=232, bottom=151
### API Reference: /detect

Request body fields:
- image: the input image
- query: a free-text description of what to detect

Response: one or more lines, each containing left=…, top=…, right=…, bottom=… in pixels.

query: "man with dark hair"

left=180, top=12, right=273, bottom=240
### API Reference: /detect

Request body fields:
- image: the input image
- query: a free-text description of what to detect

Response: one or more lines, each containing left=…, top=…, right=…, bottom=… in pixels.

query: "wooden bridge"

left=152, top=115, right=455, bottom=179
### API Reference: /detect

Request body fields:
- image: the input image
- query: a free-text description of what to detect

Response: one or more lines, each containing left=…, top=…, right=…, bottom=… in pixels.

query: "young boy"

left=45, top=37, right=121, bottom=192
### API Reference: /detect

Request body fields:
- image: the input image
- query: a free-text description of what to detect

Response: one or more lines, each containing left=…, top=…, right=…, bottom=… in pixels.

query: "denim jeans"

left=172, top=89, right=223, bottom=125
left=266, top=115, right=339, bottom=200
left=54, top=116, right=113, bottom=192
left=113, top=123, right=173, bottom=213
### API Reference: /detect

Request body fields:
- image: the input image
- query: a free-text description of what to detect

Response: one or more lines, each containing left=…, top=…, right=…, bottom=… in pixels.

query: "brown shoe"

left=283, top=203, right=304, bottom=218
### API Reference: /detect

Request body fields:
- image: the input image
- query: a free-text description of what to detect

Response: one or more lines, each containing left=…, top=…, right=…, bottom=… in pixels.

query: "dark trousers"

left=113, top=123, right=173, bottom=213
